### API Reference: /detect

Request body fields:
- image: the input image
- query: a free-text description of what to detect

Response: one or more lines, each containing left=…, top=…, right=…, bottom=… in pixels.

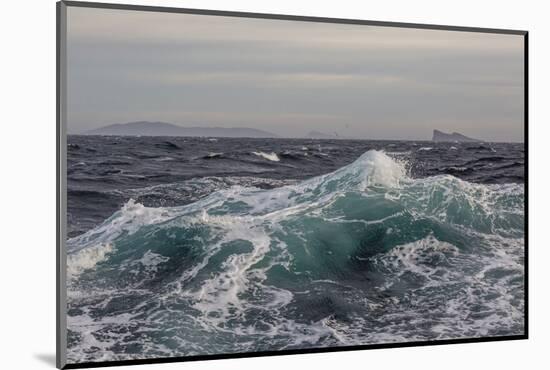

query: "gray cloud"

left=67, top=7, right=524, bottom=141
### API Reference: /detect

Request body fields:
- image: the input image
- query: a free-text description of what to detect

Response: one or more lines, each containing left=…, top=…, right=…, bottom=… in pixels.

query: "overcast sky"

left=67, top=7, right=524, bottom=142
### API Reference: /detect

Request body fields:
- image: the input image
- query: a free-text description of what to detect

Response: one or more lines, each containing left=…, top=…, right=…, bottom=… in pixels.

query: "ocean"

left=66, top=135, right=525, bottom=363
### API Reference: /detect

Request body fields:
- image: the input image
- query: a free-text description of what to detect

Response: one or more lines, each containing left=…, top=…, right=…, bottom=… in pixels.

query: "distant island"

left=84, top=121, right=278, bottom=138
left=432, top=129, right=482, bottom=142
left=82, top=122, right=489, bottom=142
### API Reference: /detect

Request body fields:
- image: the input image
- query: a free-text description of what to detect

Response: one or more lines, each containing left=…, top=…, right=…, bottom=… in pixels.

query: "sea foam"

left=66, top=150, right=524, bottom=362
left=252, top=151, right=280, bottom=162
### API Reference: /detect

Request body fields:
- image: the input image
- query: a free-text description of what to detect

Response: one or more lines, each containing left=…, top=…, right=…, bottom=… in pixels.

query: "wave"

left=111, top=176, right=296, bottom=203
left=466, top=145, right=496, bottom=152
left=98, top=159, right=133, bottom=166
left=156, top=141, right=181, bottom=150
left=66, top=150, right=524, bottom=362
left=467, top=155, right=506, bottom=163
left=202, top=152, right=224, bottom=159
left=149, top=156, right=175, bottom=162
left=443, top=166, right=470, bottom=173
left=279, top=150, right=304, bottom=160
left=252, top=151, right=280, bottom=162
left=67, top=243, right=114, bottom=278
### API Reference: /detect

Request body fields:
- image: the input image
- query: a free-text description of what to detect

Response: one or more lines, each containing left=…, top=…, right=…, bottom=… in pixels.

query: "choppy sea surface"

left=66, top=136, right=525, bottom=363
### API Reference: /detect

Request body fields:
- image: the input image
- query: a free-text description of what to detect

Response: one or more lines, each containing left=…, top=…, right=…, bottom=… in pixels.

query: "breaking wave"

left=252, top=151, right=280, bottom=162
left=66, top=150, right=524, bottom=363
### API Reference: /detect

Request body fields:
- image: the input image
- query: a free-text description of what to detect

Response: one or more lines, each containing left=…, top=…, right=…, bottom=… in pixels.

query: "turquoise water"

left=66, top=150, right=524, bottom=363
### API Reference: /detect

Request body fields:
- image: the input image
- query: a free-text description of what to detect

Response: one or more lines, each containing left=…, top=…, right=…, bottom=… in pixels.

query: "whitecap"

left=252, top=151, right=280, bottom=162
left=153, top=156, right=174, bottom=162
left=206, top=152, right=223, bottom=158
left=67, top=243, right=114, bottom=278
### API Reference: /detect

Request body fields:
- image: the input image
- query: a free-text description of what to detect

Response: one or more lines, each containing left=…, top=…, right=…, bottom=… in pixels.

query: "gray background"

left=67, top=7, right=524, bottom=142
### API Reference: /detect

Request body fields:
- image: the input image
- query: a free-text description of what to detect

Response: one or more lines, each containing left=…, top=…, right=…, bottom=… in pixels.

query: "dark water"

left=67, top=136, right=523, bottom=238
left=66, top=135, right=525, bottom=363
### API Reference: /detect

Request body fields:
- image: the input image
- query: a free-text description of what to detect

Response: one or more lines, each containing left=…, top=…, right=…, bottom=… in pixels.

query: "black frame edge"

left=523, top=31, right=529, bottom=338
left=57, top=1, right=529, bottom=369
left=63, top=335, right=527, bottom=369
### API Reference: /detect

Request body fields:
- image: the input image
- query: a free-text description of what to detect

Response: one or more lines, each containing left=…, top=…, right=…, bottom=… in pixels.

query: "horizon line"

left=69, top=120, right=523, bottom=143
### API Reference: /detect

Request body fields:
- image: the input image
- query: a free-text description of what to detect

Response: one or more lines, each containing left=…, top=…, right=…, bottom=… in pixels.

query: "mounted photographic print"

left=56, top=1, right=528, bottom=368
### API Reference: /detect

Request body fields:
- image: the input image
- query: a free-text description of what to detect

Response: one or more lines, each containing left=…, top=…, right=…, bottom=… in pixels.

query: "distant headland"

left=84, top=121, right=278, bottom=138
